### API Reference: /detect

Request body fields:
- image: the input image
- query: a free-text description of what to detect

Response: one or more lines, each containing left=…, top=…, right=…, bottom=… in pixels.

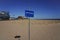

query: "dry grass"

left=0, top=19, right=60, bottom=25
left=30, top=20, right=60, bottom=25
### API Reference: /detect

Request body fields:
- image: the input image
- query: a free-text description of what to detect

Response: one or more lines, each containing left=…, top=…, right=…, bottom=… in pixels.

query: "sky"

left=0, top=0, right=60, bottom=19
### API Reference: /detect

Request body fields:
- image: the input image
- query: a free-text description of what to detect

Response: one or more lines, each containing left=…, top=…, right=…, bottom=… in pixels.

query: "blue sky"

left=0, top=0, right=60, bottom=19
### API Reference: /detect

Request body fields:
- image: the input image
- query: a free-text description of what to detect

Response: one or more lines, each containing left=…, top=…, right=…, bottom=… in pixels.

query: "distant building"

left=17, top=16, right=24, bottom=19
left=9, top=17, right=17, bottom=20
left=17, top=16, right=28, bottom=20
left=0, top=11, right=10, bottom=20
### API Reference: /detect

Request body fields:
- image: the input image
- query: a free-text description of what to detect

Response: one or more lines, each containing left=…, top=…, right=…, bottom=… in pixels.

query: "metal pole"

left=28, top=17, right=30, bottom=40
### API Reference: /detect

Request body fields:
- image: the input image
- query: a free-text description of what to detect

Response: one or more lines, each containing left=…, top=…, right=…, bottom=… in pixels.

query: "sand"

left=0, top=19, right=60, bottom=40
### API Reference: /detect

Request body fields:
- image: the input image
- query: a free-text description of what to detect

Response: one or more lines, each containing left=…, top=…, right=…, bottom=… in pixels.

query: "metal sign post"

left=28, top=17, right=30, bottom=40
left=25, top=10, right=34, bottom=40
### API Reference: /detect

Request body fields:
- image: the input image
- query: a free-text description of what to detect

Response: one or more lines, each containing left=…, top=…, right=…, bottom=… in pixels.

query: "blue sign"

left=25, top=10, right=34, bottom=17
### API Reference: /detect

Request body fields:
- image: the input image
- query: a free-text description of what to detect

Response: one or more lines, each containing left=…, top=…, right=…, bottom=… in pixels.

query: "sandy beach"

left=0, top=19, right=60, bottom=40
